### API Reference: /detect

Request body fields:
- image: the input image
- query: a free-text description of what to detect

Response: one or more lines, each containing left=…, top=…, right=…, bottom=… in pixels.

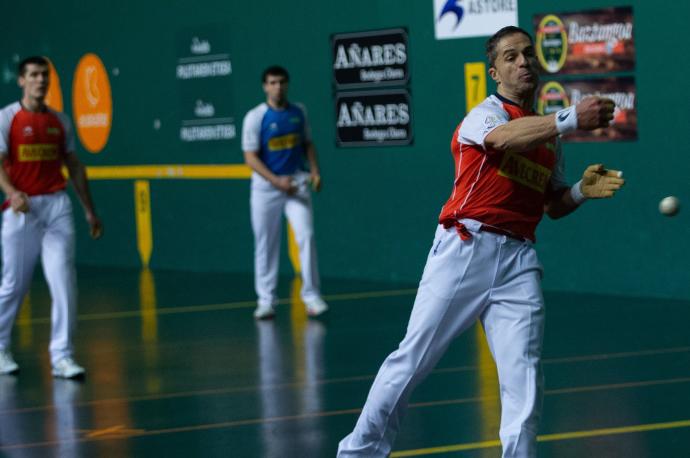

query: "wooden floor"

left=0, top=267, right=688, bottom=457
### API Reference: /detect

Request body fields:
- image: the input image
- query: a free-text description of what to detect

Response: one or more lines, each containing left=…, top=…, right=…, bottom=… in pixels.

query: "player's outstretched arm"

left=64, top=153, right=103, bottom=239
left=485, top=97, right=615, bottom=153
left=545, top=164, right=625, bottom=219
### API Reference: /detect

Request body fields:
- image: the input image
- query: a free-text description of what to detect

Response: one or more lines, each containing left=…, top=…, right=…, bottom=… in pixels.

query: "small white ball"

left=659, top=196, right=680, bottom=216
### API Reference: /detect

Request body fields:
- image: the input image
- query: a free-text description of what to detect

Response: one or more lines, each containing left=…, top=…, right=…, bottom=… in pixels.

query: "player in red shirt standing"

left=0, top=56, right=103, bottom=379
left=338, top=27, right=625, bottom=457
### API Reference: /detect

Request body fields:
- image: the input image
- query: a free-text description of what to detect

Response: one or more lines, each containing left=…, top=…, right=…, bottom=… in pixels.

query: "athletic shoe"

left=52, top=357, right=85, bottom=379
left=305, top=297, right=329, bottom=317
left=253, top=304, right=276, bottom=320
left=0, top=350, right=19, bottom=374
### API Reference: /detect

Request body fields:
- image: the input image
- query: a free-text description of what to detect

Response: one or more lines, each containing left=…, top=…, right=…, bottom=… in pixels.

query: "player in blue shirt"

left=242, top=66, right=328, bottom=319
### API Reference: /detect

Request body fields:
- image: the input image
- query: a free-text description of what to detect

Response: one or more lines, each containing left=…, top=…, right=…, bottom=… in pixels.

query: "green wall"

left=1, top=0, right=688, bottom=299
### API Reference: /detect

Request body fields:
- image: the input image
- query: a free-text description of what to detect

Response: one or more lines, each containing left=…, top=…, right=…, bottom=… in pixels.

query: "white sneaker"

left=253, top=304, right=276, bottom=320
left=305, top=297, right=329, bottom=317
left=52, top=357, right=85, bottom=379
left=0, top=349, right=19, bottom=374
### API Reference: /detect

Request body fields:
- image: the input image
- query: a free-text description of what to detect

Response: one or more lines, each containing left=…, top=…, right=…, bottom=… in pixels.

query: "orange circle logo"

left=45, top=58, right=63, bottom=112
left=72, top=53, right=112, bottom=153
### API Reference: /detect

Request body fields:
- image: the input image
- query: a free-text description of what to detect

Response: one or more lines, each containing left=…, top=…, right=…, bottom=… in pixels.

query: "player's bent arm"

left=0, top=156, right=30, bottom=212
left=304, top=141, right=322, bottom=192
left=485, top=96, right=615, bottom=154
left=64, top=153, right=103, bottom=238
left=0, top=155, right=18, bottom=196
left=544, top=187, right=579, bottom=219
left=64, top=153, right=98, bottom=217
left=485, top=114, right=559, bottom=153
left=243, top=150, right=278, bottom=184
left=545, top=164, right=625, bottom=219
left=304, top=141, right=320, bottom=175
left=244, top=151, right=296, bottom=194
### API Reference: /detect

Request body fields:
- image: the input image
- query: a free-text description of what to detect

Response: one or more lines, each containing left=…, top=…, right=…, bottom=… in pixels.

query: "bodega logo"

left=536, top=15, right=568, bottom=73
left=72, top=53, right=112, bottom=153
left=45, top=59, right=63, bottom=112
left=537, top=81, right=569, bottom=116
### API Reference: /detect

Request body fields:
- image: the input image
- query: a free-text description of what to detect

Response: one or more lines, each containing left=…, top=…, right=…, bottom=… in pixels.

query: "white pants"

left=0, top=191, right=77, bottom=365
left=250, top=172, right=321, bottom=307
left=338, top=220, right=545, bottom=458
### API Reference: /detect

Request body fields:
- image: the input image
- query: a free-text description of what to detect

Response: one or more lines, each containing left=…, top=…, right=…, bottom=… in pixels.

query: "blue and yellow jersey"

left=241, top=102, right=311, bottom=175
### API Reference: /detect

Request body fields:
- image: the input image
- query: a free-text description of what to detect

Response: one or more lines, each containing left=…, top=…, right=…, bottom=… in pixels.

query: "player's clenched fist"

left=575, top=97, right=615, bottom=130
left=580, top=164, right=625, bottom=198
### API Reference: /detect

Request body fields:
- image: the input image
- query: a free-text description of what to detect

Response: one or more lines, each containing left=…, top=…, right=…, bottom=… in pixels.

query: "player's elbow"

left=64, top=154, right=83, bottom=175
left=485, top=133, right=520, bottom=154
left=243, top=151, right=257, bottom=165
left=545, top=209, right=564, bottom=219
left=544, top=203, right=567, bottom=219
left=484, top=133, right=507, bottom=152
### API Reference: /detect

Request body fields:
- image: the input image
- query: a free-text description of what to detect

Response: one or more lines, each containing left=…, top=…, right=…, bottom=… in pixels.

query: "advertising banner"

left=335, top=89, right=413, bottom=147
left=534, top=7, right=635, bottom=75
left=176, top=25, right=236, bottom=147
left=332, top=28, right=409, bottom=89
left=434, top=0, right=518, bottom=40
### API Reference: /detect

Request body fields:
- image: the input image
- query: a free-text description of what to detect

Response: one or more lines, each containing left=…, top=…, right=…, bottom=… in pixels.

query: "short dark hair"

left=18, top=56, right=49, bottom=76
left=485, top=26, right=533, bottom=67
left=262, top=65, right=289, bottom=83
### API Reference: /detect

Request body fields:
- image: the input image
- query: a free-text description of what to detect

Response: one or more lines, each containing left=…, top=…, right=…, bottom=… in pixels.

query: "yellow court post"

left=464, top=62, right=487, bottom=113
left=134, top=180, right=153, bottom=268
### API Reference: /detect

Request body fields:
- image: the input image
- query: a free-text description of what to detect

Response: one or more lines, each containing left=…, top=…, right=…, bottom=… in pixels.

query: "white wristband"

left=555, top=105, right=578, bottom=134
left=570, top=179, right=587, bottom=205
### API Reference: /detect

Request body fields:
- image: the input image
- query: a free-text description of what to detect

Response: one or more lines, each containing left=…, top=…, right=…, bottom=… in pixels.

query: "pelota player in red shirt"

left=338, top=27, right=625, bottom=457
left=0, top=56, right=103, bottom=379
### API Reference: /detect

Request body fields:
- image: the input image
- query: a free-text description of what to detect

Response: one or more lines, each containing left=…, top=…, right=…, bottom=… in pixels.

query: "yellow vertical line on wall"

left=134, top=180, right=153, bottom=268
left=465, top=62, right=487, bottom=113
left=287, top=223, right=301, bottom=274
left=476, top=325, right=501, bottom=440
left=17, top=294, right=33, bottom=349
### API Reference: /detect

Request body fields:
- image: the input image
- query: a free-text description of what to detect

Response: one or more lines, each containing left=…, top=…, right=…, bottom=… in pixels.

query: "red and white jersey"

left=439, top=94, right=568, bottom=242
left=0, top=102, right=75, bottom=198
